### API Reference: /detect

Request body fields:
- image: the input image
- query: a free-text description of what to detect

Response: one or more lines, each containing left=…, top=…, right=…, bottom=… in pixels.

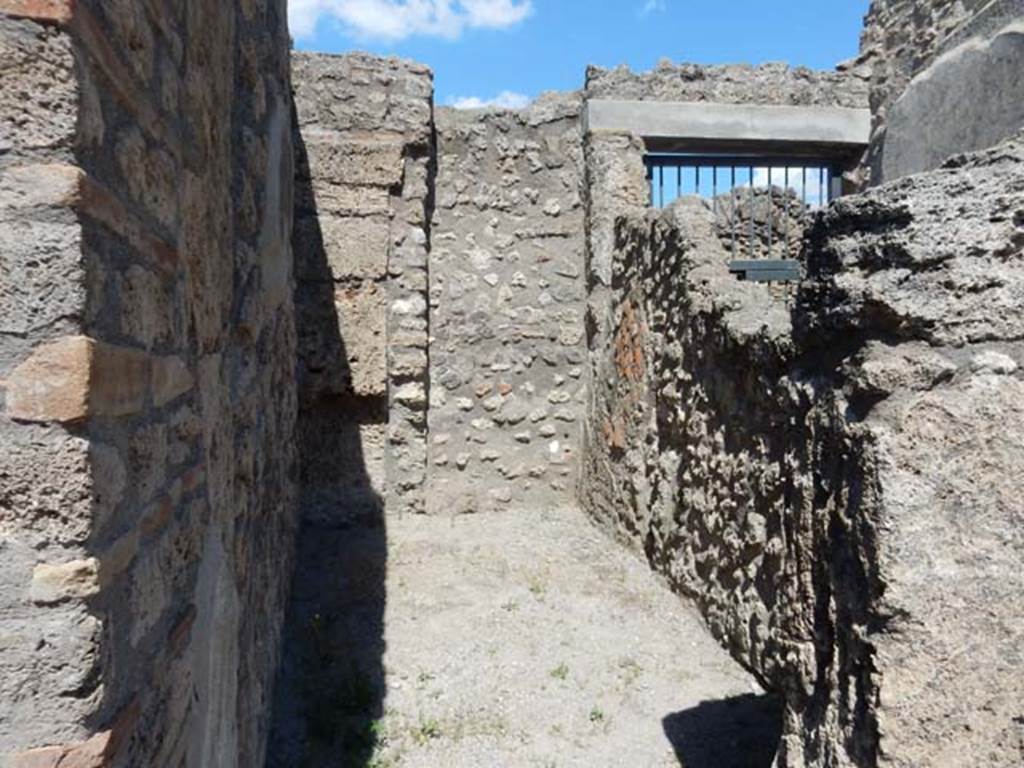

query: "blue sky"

left=290, top=1, right=871, bottom=108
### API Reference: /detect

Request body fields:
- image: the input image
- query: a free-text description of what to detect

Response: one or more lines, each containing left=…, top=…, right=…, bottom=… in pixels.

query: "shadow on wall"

left=266, top=123, right=388, bottom=768
left=663, top=694, right=783, bottom=768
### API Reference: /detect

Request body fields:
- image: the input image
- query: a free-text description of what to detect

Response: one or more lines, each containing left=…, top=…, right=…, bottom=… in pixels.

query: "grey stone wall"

left=579, top=60, right=870, bottom=532
left=426, top=96, right=587, bottom=513
left=581, top=197, right=804, bottom=729
left=580, top=132, right=1024, bottom=767
left=291, top=52, right=434, bottom=520
left=859, top=0, right=1024, bottom=182
left=586, top=59, right=869, bottom=107
left=0, top=2, right=297, bottom=766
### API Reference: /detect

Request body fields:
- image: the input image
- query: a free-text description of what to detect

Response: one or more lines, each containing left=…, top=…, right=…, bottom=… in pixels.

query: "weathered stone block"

left=889, top=21, right=1024, bottom=179
left=335, top=282, right=387, bottom=397
left=0, top=215, right=84, bottom=337
left=5, top=336, right=149, bottom=423
left=116, top=265, right=175, bottom=349
left=301, top=133, right=405, bottom=188
left=29, top=559, right=100, bottom=604
left=390, top=349, right=428, bottom=379
left=295, top=182, right=391, bottom=218
left=114, top=124, right=179, bottom=230
left=295, top=214, right=390, bottom=281
left=291, top=51, right=434, bottom=140
left=0, top=164, right=81, bottom=209
left=0, top=0, right=72, bottom=22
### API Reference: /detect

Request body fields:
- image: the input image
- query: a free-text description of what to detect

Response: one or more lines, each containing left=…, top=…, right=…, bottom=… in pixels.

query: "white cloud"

left=289, top=0, right=533, bottom=41
left=640, top=0, right=666, bottom=16
left=447, top=90, right=531, bottom=109
left=461, top=0, right=533, bottom=27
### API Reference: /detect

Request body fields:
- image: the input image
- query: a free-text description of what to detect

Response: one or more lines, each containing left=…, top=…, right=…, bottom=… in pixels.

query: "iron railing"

left=644, top=153, right=844, bottom=278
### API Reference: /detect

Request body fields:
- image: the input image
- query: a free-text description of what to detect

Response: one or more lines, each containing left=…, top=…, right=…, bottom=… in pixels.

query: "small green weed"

left=413, top=717, right=442, bottom=745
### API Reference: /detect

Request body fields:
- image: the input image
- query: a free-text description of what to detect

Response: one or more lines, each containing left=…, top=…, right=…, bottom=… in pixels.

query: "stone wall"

left=793, top=132, right=1024, bottom=768
left=580, top=60, right=870, bottom=531
left=291, top=52, right=434, bottom=521
left=859, top=0, right=1024, bottom=182
left=581, top=197, right=806, bottom=731
left=585, top=59, right=869, bottom=107
left=0, top=2, right=296, bottom=766
left=426, top=97, right=586, bottom=513
left=580, top=132, right=1024, bottom=767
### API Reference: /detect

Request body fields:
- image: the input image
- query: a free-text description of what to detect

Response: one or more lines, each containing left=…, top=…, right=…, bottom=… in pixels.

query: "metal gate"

left=644, top=153, right=844, bottom=280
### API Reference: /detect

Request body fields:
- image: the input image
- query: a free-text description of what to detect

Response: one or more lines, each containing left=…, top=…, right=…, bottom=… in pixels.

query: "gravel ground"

left=267, top=506, right=781, bottom=768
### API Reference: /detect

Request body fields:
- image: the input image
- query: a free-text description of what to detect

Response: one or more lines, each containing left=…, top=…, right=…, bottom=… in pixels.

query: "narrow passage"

left=268, top=506, right=780, bottom=768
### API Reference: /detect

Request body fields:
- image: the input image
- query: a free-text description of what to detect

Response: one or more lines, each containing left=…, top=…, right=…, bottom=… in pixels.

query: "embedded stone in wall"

left=6, top=336, right=149, bottom=423
left=294, top=212, right=394, bottom=282
left=151, top=356, right=194, bottom=408
left=0, top=13, right=77, bottom=158
left=29, top=559, right=101, bottom=605
left=295, top=182, right=391, bottom=219
left=323, top=215, right=391, bottom=281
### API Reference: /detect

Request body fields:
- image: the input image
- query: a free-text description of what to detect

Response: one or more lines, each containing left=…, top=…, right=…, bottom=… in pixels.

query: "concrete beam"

left=584, top=99, right=871, bottom=154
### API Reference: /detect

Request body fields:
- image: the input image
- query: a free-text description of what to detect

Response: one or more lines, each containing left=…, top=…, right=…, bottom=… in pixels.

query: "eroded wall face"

left=794, top=135, right=1024, bottom=767
left=585, top=60, right=869, bottom=106
left=0, top=2, right=296, bottom=766
left=581, top=132, right=1024, bottom=767
left=291, top=52, right=434, bottom=520
left=426, top=98, right=586, bottom=513
left=0, top=9, right=94, bottom=756
left=580, top=61, right=871, bottom=548
left=583, top=200, right=881, bottom=767
left=860, top=0, right=1024, bottom=182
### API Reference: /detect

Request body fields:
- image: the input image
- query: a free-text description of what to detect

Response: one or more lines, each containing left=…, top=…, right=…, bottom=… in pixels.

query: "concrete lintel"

left=584, top=99, right=871, bottom=152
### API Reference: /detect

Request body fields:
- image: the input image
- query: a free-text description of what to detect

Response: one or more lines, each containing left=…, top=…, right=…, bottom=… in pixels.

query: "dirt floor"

left=267, top=506, right=781, bottom=768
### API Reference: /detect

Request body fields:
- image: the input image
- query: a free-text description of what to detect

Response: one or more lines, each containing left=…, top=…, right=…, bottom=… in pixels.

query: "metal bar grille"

left=644, top=153, right=843, bottom=277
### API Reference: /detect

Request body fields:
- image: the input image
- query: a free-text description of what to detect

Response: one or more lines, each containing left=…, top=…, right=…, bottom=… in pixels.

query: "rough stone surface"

left=881, top=20, right=1024, bottom=180
left=859, top=0, right=1024, bottom=182
left=579, top=59, right=868, bottom=491
left=0, top=3, right=298, bottom=767
left=4, top=6, right=1024, bottom=767
left=585, top=59, right=869, bottom=108
left=291, top=52, right=434, bottom=520
left=427, top=95, right=586, bottom=513
left=580, top=134, right=1024, bottom=767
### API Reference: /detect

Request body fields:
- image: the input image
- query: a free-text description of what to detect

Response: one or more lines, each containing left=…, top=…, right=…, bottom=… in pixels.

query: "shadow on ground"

left=266, top=117, right=388, bottom=768
left=266, top=520, right=386, bottom=768
left=663, top=693, right=783, bottom=768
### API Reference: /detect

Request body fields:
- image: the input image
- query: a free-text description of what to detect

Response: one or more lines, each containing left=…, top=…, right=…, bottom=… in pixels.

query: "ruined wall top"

left=858, top=0, right=1008, bottom=115
left=584, top=59, right=869, bottom=108
left=291, top=51, right=434, bottom=143
left=858, top=0, right=1024, bottom=182
left=435, top=89, right=582, bottom=126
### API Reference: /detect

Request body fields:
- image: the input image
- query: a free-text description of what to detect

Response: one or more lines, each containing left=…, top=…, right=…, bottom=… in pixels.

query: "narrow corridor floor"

left=267, top=506, right=780, bottom=768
